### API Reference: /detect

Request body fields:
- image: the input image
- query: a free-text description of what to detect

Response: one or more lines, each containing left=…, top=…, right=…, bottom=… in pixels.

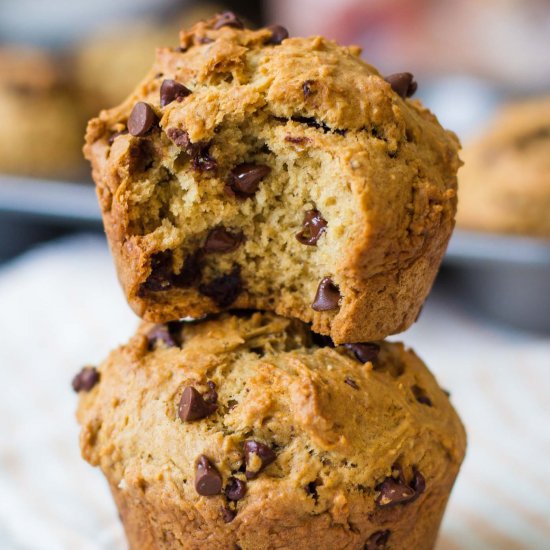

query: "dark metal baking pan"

left=444, top=229, right=550, bottom=333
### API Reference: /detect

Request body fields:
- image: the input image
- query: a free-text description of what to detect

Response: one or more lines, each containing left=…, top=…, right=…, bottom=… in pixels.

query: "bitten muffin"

left=457, top=96, right=550, bottom=238
left=84, top=13, right=461, bottom=344
left=76, top=311, right=466, bottom=550
left=0, top=47, right=86, bottom=179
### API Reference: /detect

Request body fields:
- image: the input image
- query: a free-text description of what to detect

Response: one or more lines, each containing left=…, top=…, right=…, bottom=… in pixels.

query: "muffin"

left=76, top=311, right=466, bottom=550
left=0, top=47, right=86, bottom=179
left=83, top=13, right=461, bottom=344
left=457, top=96, right=550, bottom=238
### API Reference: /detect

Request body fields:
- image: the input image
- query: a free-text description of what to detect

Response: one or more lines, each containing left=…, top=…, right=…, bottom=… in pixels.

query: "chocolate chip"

left=311, top=277, right=341, bottom=311
left=296, top=209, right=327, bottom=246
left=243, top=440, right=276, bottom=479
left=285, top=135, right=310, bottom=144
left=228, top=164, right=271, bottom=197
left=266, top=25, right=289, bottom=45
left=365, top=530, right=391, bottom=549
left=411, top=385, right=432, bottom=407
left=72, top=366, right=99, bottom=392
left=195, top=455, right=222, bottom=496
left=221, top=507, right=236, bottom=523
left=160, top=79, right=191, bottom=107
left=375, top=465, right=424, bottom=507
left=302, top=80, right=315, bottom=99
left=225, top=477, right=247, bottom=501
left=204, top=227, right=244, bottom=253
left=305, top=480, right=320, bottom=502
left=204, top=380, right=218, bottom=404
left=173, top=251, right=203, bottom=288
left=147, top=324, right=177, bottom=350
left=344, top=343, right=380, bottom=364
left=193, top=149, right=217, bottom=172
left=108, top=129, right=128, bottom=144
left=199, top=267, right=243, bottom=308
left=140, top=251, right=174, bottom=292
left=128, top=139, right=154, bottom=174
left=128, top=102, right=158, bottom=136
left=344, top=377, right=359, bottom=390
left=166, top=128, right=197, bottom=154
left=179, top=387, right=217, bottom=422
left=385, top=73, right=417, bottom=99
left=213, top=11, right=244, bottom=30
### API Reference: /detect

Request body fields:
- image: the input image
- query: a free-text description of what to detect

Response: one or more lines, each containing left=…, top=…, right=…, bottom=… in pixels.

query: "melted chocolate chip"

left=166, top=128, right=198, bottom=154
left=195, top=455, right=222, bottom=496
left=344, top=343, right=380, bottom=364
left=344, top=377, right=359, bottom=390
left=147, top=324, right=177, bottom=350
left=221, top=507, right=236, bottom=523
left=311, top=277, right=341, bottom=311
left=243, top=440, right=276, bottom=479
left=160, top=79, right=191, bottom=107
left=72, top=366, right=99, bottom=392
left=385, top=73, right=417, bottom=99
left=108, top=129, right=128, bottom=144
left=228, top=164, right=271, bottom=197
left=128, top=139, right=155, bottom=174
left=199, top=267, right=243, bottom=308
left=266, top=25, right=289, bottom=45
left=311, top=332, right=335, bottom=348
left=302, top=80, right=315, bottom=99
left=375, top=465, right=425, bottom=507
left=411, top=385, right=432, bottom=407
left=225, top=477, right=247, bottom=501
left=193, top=149, right=217, bottom=172
left=296, top=209, right=327, bottom=245
left=365, top=530, right=391, bottom=549
left=204, top=227, right=244, bottom=253
left=128, top=102, right=158, bottom=136
left=179, top=387, right=217, bottom=422
left=174, top=251, right=203, bottom=288
left=213, top=11, right=245, bottom=30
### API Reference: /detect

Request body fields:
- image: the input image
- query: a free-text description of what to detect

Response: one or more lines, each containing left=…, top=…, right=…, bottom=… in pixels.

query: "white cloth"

left=0, top=235, right=548, bottom=550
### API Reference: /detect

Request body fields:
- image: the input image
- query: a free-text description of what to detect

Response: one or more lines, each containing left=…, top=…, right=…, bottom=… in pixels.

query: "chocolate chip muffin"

left=0, top=47, right=86, bottom=179
left=458, top=96, right=550, bottom=238
left=84, top=13, right=461, bottom=344
left=76, top=311, right=466, bottom=550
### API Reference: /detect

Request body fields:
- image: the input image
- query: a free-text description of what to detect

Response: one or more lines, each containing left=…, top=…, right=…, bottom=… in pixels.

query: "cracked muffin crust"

left=457, top=96, right=550, bottom=238
left=76, top=311, right=466, bottom=550
left=84, top=14, right=461, bottom=344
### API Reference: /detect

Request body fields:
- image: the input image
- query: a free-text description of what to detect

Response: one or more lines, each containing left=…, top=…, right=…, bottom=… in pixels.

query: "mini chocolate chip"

left=409, top=467, right=426, bottom=502
left=311, top=277, right=341, bottom=311
left=225, top=477, right=247, bottom=501
left=193, top=149, right=217, bottom=172
left=344, top=343, right=381, bottom=364
left=302, top=80, right=315, bottom=99
left=160, top=79, right=191, bottom=107
left=365, top=530, right=391, bottom=549
left=204, top=227, right=244, bottom=253
left=221, top=507, right=236, bottom=523
left=296, top=209, right=327, bottom=245
left=108, top=129, right=128, bottom=144
left=72, top=366, right=99, bottom=392
left=147, top=324, right=177, bottom=350
left=213, top=11, right=244, bottom=30
left=195, top=455, right=222, bottom=496
left=411, top=385, right=432, bottom=407
left=344, top=377, right=359, bottom=390
left=266, top=24, right=289, bottom=45
left=385, top=73, right=417, bottom=99
left=375, top=477, right=416, bottom=508
left=199, top=267, right=243, bottom=308
left=243, top=440, right=276, bottom=479
left=128, top=102, right=158, bottom=136
left=204, top=380, right=218, bottom=404
left=228, top=164, right=271, bottom=197
left=140, top=251, right=174, bottom=292
left=179, top=387, right=217, bottom=422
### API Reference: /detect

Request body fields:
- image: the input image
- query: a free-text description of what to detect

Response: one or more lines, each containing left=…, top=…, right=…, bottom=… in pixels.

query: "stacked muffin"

left=76, top=12, right=466, bottom=550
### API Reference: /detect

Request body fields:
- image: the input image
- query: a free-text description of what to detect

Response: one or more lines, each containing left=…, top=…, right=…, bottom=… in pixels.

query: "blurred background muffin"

left=457, top=96, right=550, bottom=238
left=0, top=47, right=86, bottom=179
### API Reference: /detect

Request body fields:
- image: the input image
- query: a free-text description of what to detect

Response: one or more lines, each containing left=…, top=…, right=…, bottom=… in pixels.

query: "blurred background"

left=0, top=1, right=549, bottom=549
